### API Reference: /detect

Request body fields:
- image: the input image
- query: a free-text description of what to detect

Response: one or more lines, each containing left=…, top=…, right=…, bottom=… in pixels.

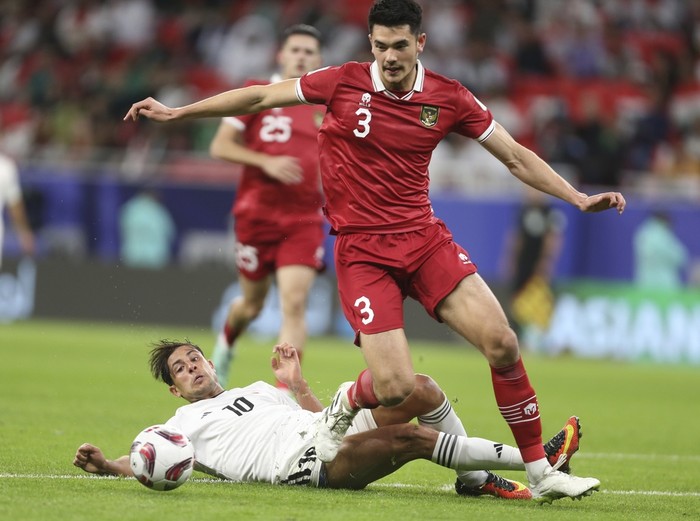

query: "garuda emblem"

left=419, top=105, right=439, bottom=127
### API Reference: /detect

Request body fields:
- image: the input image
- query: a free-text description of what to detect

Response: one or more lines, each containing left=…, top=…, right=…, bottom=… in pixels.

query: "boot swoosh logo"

left=562, top=424, right=575, bottom=455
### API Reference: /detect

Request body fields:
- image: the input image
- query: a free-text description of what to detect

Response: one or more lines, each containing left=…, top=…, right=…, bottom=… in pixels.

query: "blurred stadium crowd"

left=2, top=0, right=700, bottom=195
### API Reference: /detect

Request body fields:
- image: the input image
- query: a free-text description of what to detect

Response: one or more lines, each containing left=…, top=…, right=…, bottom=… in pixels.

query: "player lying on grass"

left=74, top=340, right=584, bottom=501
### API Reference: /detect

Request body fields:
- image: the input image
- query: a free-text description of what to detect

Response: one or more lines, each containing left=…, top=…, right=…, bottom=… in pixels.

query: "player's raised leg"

left=437, top=273, right=599, bottom=502
left=313, top=329, right=413, bottom=462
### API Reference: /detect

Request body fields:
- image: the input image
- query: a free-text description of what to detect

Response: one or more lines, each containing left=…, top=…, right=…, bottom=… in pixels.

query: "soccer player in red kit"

left=208, top=25, right=326, bottom=389
left=125, top=0, right=625, bottom=503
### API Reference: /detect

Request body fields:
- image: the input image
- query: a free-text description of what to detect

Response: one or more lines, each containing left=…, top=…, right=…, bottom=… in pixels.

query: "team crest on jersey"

left=420, top=105, right=439, bottom=127
left=360, top=93, right=372, bottom=108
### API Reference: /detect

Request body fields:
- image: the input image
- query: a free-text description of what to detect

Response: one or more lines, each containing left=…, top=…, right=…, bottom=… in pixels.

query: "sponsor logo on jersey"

left=458, top=252, right=471, bottom=264
left=420, top=105, right=439, bottom=127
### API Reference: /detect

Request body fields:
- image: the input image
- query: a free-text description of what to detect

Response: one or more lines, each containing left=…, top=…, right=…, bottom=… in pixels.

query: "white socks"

left=420, top=397, right=524, bottom=486
left=431, top=432, right=526, bottom=473
left=525, top=457, right=550, bottom=485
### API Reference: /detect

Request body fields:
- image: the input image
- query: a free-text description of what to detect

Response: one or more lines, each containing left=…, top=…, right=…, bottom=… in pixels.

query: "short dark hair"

left=368, top=0, right=423, bottom=35
left=281, top=24, right=322, bottom=46
left=149, top=339, right=204, bottom=386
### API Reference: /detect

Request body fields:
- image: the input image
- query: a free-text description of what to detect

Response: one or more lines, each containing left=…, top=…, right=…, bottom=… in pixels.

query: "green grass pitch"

left=1, top=319, right=699, bottom=520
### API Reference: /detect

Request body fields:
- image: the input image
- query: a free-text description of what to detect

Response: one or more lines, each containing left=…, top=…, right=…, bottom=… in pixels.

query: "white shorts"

left=279, top=409, right=378, bottom=488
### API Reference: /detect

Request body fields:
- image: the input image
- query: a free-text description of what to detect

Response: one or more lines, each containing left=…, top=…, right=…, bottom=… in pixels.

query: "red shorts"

left=334, top=219, right=478, bottom=341
left=234, top=218, right=325, bottom=281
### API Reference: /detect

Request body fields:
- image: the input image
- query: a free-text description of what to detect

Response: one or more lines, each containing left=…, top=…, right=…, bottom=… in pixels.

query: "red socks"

left=224, top=323, right=239, bottom=346
left=347, top=369, right=380, bottom=409
left=490, top=358, right=545, bottom=462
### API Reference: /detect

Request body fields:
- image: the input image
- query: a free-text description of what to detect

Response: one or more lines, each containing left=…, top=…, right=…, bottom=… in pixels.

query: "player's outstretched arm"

left=271, top=343, right=323, bottom=412
left=481, top=123, right=626, bottom=215
left=124, top=79, right=301, bottom=123
left=73, top=443, right=133, bottom=477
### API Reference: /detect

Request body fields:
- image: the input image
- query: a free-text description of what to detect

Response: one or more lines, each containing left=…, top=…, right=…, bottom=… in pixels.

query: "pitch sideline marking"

left=0, top=473, right=699, bottom=498
left=576, top=452, right=700, bottom=462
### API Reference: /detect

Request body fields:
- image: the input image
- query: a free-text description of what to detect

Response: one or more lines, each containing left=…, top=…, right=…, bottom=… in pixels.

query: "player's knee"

left=375, top=377, right=414, bottom=407
left=412, top=374, right=445, bottom=409
left=280, top=294, right=306, bottom=319
left=484, top=325, right=520, bottom=365
left=240, top=299, right=265, bottom=320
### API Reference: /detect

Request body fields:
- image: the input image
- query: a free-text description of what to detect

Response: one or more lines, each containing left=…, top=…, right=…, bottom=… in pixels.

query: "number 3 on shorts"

left=354, top=296, right=375, bottom=325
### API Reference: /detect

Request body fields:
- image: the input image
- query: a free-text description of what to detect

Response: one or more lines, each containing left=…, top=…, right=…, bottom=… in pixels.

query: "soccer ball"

left=129, top=424, right=195, bottom=491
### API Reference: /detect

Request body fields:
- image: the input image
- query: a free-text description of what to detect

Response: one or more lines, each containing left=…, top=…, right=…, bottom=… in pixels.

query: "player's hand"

left=123, top=97, right=176, bottom=122
left=579, top=192, right=626, bottom=215
left=73, top=443, right=108, bottom=474
left=261, top=156, right=303, bottom=184
left=271, top=342, right=303, bottom=389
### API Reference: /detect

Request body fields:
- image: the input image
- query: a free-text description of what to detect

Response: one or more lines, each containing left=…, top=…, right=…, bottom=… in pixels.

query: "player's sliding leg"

left=373, top=373, right=527, bottom=499
left=323, top=416, right=585, bottom=496
left=322, top=423, right=511, bottom=490
left=418, top=394, right=532, bottom=499
left=323, top=422, right=537, bottom=491
left=212, top=276, right=272, bottom=388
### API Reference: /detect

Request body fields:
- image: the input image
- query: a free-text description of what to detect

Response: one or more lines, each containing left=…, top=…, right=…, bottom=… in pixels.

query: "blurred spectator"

left=103, top=0, right=156, bottom=50
left=625, top=83, right=673, bottom=172
left=119, top=188, right=175, bottom=268
left=0, top=0, right=695, bottom=197
left=571, top=93, right=625, bottom=186
left=454, top=36, right=509, bottom=97
left=633, top=210, right=689, bottom=289
left=600, top=21, right=646, bottom=81
left=199, top=12, right=277, bottom=87
left=510, top=13, right=555, bottom=77
left=557, top=19, right=607, bottom=79
left=0, top=151, right=35, bottom=267
left=651, top=135, right=700, bottom=179
left=55, top=0, right=109, bottom=56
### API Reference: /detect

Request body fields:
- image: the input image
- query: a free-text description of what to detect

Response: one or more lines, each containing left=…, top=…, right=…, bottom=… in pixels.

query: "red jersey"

left=226, top=78, right=325, bottom=226
left=296, top=61, right=495, bottom=234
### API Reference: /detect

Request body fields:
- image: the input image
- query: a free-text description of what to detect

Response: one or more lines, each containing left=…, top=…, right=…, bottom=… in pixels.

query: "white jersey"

left=165, top=381, right=320, bottom=484
left=0, top=153, right=22, bottom=266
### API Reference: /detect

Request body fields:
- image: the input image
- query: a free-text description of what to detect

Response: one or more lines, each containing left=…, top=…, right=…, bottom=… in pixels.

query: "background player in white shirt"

left=74, top=341, right=581, bottom=498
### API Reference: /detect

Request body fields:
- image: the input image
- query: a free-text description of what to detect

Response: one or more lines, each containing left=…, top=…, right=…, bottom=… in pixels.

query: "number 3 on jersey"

left=353, top=108, right=372, bottom=138
left=354, top=296, right=375, bottom=324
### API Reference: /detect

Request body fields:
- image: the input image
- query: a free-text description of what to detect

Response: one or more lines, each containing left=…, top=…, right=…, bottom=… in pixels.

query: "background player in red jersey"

left=124, top=0, right=625, bottom=503
left=208, top=25, right=326, bottom=389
